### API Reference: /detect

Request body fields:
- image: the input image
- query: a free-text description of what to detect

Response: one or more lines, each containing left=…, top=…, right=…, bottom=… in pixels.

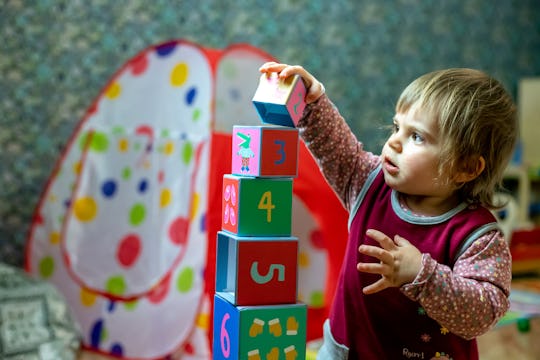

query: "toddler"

left=259, top=62, right=518, bottom=360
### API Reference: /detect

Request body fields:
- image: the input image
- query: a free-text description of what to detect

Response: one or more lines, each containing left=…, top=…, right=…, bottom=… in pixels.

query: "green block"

left=222, top=175, right=293, bottom=236
left=213, top=294, right=307, bottom=360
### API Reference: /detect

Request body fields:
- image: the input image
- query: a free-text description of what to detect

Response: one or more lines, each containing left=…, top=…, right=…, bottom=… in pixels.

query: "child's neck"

left=401, top=193, right=461, bottom=216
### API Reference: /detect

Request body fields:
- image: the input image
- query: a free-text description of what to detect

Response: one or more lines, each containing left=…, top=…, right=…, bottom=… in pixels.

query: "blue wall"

left=1, top=0, right=539, bottom=267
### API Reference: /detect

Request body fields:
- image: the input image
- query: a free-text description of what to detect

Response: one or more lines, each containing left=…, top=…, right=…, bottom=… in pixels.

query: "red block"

left=215, top=231, right=298, bottom=306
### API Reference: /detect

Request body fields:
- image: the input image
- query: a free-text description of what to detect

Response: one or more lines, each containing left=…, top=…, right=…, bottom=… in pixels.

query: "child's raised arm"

left=259, top=62, right=325, bottom=104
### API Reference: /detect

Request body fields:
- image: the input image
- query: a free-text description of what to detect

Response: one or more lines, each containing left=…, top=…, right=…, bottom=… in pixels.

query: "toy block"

left=222, top=175, right=292, bottom=236
left=252, top=72, right=306, bottom=127
left=213, top=294, right=307, bottom=360
left=232, top=125, right=299, bottom=178
left=215, top=231, right=298, bottom=306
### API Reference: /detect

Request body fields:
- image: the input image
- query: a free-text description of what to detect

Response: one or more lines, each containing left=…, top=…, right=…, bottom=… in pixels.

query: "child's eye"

left=392, top=123, right=399, bottom=133
left=412, top=132, right=424, bottom=144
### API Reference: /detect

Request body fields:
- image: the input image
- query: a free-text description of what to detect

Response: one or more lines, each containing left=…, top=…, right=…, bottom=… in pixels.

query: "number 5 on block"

left=222, top=174, right=292, bottom=237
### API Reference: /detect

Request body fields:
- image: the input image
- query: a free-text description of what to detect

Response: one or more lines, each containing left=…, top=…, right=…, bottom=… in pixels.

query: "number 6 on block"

left=222, top=175, right=292, bottom=237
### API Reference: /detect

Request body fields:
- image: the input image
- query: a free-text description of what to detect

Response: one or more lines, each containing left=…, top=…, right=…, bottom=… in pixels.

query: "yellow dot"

left=80, top=287, right=97, bottom=307
left=49, top=231, right=60, bottom=245
left=190, top=192, right=200, bottom=220
left=118, top=138, right=129, bottom=152
left=106, top=82, right=121, bottom=99
left=196, top=312, right=209, bottom=330
left=73, top=161, right=82, bottom=175
left=160, top=188, right=172, bottom=208
left=171, top=62, right=188, bottom=86
left=164, top=141, right=174, bottom=155
left=298, top=251, right=310, bottom=267
left=73, top=197, right=98, bottom=222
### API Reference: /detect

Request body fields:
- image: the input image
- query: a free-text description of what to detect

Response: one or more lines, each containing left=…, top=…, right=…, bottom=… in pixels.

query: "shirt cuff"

left=401, top=253, right=437, bottom=300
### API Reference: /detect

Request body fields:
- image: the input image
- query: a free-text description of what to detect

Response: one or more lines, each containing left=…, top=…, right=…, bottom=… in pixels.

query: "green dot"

left=177, top=267, right=194, bottom=293
left=123, top=300, right=138, bottom=311
left=310, top=291, right=324, bottom=307
left=222, top=60, right=237, bottom=78
left=192, top=108, right=201, bottom=122
left=112, top=126, right=125, bottom=135
left=39, top=256, right=55, bottom=278
left=101, top=327, right=108, bottom=342
left=122, top=167, right=131, bottom=180
left=105, top=275, right=126, bottom=296
left=182, top=142, right=193, bottom=165
left=129, top=203, right=146, bottom=226
left=89, top=132, right=109, bottom=152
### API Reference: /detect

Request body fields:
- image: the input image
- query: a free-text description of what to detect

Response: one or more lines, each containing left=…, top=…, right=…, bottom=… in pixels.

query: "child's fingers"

left=362, top=279, right=388, bottom=294
left=366, top=229, right=397, bottom=250
left=258, top=63, right=325, bottom=104
left=258, top=62, right=287, bottom=73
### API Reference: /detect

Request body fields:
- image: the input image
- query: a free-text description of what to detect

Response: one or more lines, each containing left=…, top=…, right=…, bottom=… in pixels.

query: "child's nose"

left=388, top=133, right=402, bottom=152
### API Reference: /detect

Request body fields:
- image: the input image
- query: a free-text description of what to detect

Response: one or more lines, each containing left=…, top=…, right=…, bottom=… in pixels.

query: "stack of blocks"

left=213, top=73, right=307, bottom=360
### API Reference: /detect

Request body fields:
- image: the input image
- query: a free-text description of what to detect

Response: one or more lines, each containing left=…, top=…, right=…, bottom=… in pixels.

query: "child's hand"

left=258, top=62, right=325, bottom=103
left=356, top=229, right=423, bottom=294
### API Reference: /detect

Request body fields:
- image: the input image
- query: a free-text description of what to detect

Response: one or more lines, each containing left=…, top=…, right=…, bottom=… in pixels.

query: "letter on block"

left=252, top=72, right=306, bottom=127
left=215, top=231, right=298, bottom=306
left=232, top=125, right=299, bottom=178
left=222, top=175, right=292, bottom=236
left=213, top=294, right=307, bottom=360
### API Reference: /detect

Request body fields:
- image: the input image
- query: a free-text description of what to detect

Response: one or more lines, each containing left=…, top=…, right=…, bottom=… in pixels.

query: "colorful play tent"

left=25, top=39, right=348, bottom=359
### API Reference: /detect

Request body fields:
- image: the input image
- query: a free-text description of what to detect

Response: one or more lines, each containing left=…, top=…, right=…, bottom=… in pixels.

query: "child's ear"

left=454, top=156, right=485, bottom=183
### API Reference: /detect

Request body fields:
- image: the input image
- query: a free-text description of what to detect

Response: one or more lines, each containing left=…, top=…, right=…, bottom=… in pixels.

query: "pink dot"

left=169, top=216, right=189, bottom=246
left=135, top=125, right=153, bottom=139
left=116, top=234, right=142, bottom=267
left=130, top=53, right=148, bottom=76
left=184, top=341, right=194, bottom=354
left=310, top=229, right=325, bottom=250
left=147, top=273, right=170, bottom=304
left=158, top=170, right=164, bottom=184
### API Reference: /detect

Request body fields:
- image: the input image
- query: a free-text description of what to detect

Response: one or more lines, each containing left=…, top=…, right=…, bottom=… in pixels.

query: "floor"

left=477, top=317, right=540, bottom=359
left=78, top=276, right=540, bottom=360
left=78, top=320, right=540, bottom=360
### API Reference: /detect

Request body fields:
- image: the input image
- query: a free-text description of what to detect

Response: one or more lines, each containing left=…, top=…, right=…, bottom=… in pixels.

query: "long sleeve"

left=401, top=230, right=511, bottom=339
left=298, top=94, right=381, bottom=210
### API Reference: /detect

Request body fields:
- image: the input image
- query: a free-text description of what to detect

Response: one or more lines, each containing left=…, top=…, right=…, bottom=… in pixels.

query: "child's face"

left=381, top=105, right=454, bottom=200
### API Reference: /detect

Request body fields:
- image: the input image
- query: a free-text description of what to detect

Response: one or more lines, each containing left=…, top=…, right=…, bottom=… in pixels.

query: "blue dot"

left=138, top=179, right=148, bottom=193
left=102, top=180, right=117, bottom=198
left=111, top=343, right=124, bottom=356
left=155, top=41, right=177, bottom=57
left=200, top=213, right=206, bottom=232
left=230, top=88, right=240, bottom=101
left=107, top=300, right=116, bottom=313
left=186, top=87, right=197, bottom=105
left=90, top=319, right=104, bottom=347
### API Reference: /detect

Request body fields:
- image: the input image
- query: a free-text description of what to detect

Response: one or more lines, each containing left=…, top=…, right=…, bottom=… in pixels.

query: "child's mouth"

left=383, top=157, right=399, bottom=174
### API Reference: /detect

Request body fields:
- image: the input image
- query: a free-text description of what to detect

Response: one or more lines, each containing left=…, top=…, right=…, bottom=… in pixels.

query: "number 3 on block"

left=258, top=191, right=275, bottom=222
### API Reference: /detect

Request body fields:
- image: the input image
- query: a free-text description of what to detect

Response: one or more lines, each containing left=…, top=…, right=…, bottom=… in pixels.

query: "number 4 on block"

left=222, top=175, right=293, bottom=237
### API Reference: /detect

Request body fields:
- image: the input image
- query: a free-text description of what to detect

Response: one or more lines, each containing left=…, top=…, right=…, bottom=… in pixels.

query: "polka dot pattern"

left=26, top=40, right=277, bottom=358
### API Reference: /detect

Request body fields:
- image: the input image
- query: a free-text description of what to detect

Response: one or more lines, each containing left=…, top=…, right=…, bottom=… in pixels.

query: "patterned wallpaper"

left=1, top=0, right=539, bottom=267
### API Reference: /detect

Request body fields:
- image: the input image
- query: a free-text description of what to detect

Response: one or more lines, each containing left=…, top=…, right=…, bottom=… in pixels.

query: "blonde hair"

left=396, top=68, right=518, bottom=209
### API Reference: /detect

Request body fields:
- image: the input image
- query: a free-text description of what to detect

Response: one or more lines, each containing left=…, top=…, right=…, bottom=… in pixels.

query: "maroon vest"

left=329, top=169, right=497, bottom=360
